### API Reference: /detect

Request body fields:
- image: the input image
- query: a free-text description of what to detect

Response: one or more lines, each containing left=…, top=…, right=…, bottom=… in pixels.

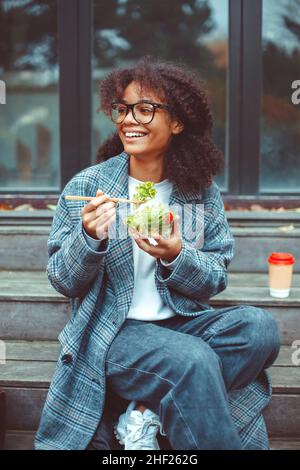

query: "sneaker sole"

left=114, top=426, right=125, bottom=446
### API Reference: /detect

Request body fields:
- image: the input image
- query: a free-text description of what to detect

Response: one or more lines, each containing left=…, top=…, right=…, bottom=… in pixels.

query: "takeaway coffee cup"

left=268, top=252, right=295, bottom=298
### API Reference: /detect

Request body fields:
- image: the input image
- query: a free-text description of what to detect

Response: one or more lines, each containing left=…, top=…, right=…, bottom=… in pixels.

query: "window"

left=1, top=0, right=299, bottom=201
left=92, top=0, right=229, bottom=190
left=0, top=0, right=59, bottom=192
left=261, top=0, right=300, bottom=192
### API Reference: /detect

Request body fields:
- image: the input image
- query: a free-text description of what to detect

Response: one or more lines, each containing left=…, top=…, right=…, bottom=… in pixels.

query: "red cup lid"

left=268, top=252, right=295, bottom=265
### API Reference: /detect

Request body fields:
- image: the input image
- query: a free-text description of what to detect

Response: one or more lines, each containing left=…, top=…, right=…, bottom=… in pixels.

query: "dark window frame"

left=226, top=0, right=300, bottom=199
left=59, top=0, right=92, bottom=188
left=1, top=0, right=299, bottom=204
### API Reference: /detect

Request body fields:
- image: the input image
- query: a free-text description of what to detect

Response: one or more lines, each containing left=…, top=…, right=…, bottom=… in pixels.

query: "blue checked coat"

left=35, top=152, right=272, bottom=450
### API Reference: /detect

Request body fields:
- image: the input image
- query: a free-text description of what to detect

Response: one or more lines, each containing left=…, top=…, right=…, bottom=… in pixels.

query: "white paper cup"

left=268, top=252, right=295, bottom=299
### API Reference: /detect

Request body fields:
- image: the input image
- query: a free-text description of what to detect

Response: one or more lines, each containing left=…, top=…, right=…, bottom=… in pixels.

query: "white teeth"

left=125, top=132, right=146, bottom=138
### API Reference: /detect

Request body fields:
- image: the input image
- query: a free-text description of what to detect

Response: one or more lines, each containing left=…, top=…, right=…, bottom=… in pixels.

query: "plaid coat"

left=35, top=152, right=272, bottom=450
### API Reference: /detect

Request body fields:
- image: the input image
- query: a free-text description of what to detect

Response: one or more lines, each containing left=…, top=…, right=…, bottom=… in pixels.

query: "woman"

left=35, top=56, right=280, bottom=450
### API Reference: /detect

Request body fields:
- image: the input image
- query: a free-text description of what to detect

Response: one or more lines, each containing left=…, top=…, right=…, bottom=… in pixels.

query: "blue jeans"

left=103, top=305, right=280, bottom=450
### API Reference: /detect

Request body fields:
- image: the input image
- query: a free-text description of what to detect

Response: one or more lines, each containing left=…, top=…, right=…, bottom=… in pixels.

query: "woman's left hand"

left=129, top=215, right=182, bottom=263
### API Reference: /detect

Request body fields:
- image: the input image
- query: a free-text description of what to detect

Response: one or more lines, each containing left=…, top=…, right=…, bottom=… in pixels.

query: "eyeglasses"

left=110, top=100, right=170, bottom=124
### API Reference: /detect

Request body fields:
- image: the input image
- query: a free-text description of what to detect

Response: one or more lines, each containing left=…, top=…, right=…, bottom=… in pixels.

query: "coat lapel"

left=100, top=153, right=134, bottom=316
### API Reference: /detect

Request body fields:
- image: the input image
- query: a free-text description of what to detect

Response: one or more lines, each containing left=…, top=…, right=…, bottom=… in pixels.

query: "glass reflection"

left=0, top=0, right=59, bottom=191
left=261, top=0, right=300, bottom=192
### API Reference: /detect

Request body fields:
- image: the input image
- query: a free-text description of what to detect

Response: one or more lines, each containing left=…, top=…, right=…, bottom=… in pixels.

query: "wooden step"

left=229, top=226, right=300, bottom=273
left=0, top=271, right=299, bottom=343
left=0, top=226, right=49, bottom=271
left=3, top=430, right=300, bottom=451
left=0, top=224, right=299, bottom=272
left=0, top=270, right=70, bottom=340
left=213, top=273, right=300, bottom=346
left=0, top=342, right=299, bottom=438
left=270, top=438, right=300, bottom=450
left=4, top=430, right=35, bottom=450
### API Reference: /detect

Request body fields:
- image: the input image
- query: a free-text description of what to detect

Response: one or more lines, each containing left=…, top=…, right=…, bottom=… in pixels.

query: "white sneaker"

left=114, top=401, right=166, bottom=450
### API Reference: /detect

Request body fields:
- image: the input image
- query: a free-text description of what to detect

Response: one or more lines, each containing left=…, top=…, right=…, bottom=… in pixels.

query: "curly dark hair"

left=96, top=55, right=224, bottom=192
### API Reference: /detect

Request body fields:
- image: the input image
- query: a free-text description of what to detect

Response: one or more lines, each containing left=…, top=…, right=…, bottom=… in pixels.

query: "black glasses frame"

left=110, top=100, right=171, bottom=124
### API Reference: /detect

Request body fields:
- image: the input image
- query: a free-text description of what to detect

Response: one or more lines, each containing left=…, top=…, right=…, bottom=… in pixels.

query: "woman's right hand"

left=82, top=190, right=116, bottom=240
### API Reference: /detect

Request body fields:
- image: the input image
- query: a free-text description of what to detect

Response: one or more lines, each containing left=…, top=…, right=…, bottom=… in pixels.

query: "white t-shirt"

left=126, top=175, right=176, bottom=321
left=82, top=175, right=181, bottom=321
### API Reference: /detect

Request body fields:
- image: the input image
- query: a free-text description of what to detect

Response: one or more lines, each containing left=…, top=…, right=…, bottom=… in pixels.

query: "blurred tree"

left=283, top=0, right=300, bottom=42
left=260, top=0, right=300, bottom=190
left=262, top=0, right=300, bottom=109
left=263, top=42, right=300, bottom=99
left=93, top=0, right=228, bottom=187
left=93, top=0, right=217, bottom=78
left=0, top=0, right=57, bottom=72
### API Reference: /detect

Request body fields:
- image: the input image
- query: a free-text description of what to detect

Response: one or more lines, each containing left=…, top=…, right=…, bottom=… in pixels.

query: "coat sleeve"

left=155, top=182, right=235, bottom=301
left=47, top=178, right=110, bottom=298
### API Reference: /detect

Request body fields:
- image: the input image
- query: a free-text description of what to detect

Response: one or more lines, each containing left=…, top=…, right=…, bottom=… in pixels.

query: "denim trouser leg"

left=156, top=304, right=280, bottom=391
left=105, top=304, right=280, bottom=450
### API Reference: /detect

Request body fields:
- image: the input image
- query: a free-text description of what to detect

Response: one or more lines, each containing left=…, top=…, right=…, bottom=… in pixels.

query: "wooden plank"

left=232, top=226, right=300, bottom=236
left=4, top=432, right=300, bottom=451
left=3, top=430, right=35, bottom=450
left=0, top=361, right=56, bottom=388
left=212, top=287, right=300, bottom=307
left=2, top=387, right=299, bottom=436
left=227, top=211, right=300, bottom=222
left=3, top=341, right=293, bottom=366
left=0, top=300, right=70, bottom=340
left=0, top=234, right=48, bottom=270
left=0, top=270, right=65, bottom=301
left=270, top=309, right=300, bottom=346
left=3, top=388, right=48, bottom=430
left=229, top=237, right=300, bottom=273
left=227, top=272, right=300, bottom=288
left=1, top=270, right=300, bottom=303
left=0, top=355, right=299, bottom=391
left=0, top=270, right=294, bottom=285
left=1, top=342, right=298, bottom=386
left=1, top=222, right=300, bottom=236
left=264, top=394, right=300, bottom=437
left=1, top=365, right=298, bottom=393
left=0, top=301, right=298, bottom=344
left=1, top=270, right=299, bottom=343
left=1, top=220, right=300, bottom=271
left=5, top=341, right=60, bottom=362
left=268, top=367, right=300, bottom=394
left=0, top=226, right=50, bottom=235
left=273, top=346, right=299, bottom=367
left=0, top=289, right=65, bottom=302
left=269, top=438, right=300, bottom=450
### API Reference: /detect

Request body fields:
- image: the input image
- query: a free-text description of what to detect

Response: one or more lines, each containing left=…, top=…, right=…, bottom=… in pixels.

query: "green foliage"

left=93, top=0, right=216, bottom=75
left=0, top=1, right=57, bottom=71
left=132, top=181, right=157, bottom=203
left=124, top=181, right=172, bottom=236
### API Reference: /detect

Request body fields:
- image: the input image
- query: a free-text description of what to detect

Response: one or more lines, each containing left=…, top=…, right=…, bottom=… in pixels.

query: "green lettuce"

left=124, top=181, right=174, bottom=237
left=132, top=181, right=157, bottom=203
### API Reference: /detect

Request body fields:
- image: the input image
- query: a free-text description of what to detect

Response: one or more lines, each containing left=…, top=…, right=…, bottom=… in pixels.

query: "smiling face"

left=115, top=81, right=183, bottom=162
